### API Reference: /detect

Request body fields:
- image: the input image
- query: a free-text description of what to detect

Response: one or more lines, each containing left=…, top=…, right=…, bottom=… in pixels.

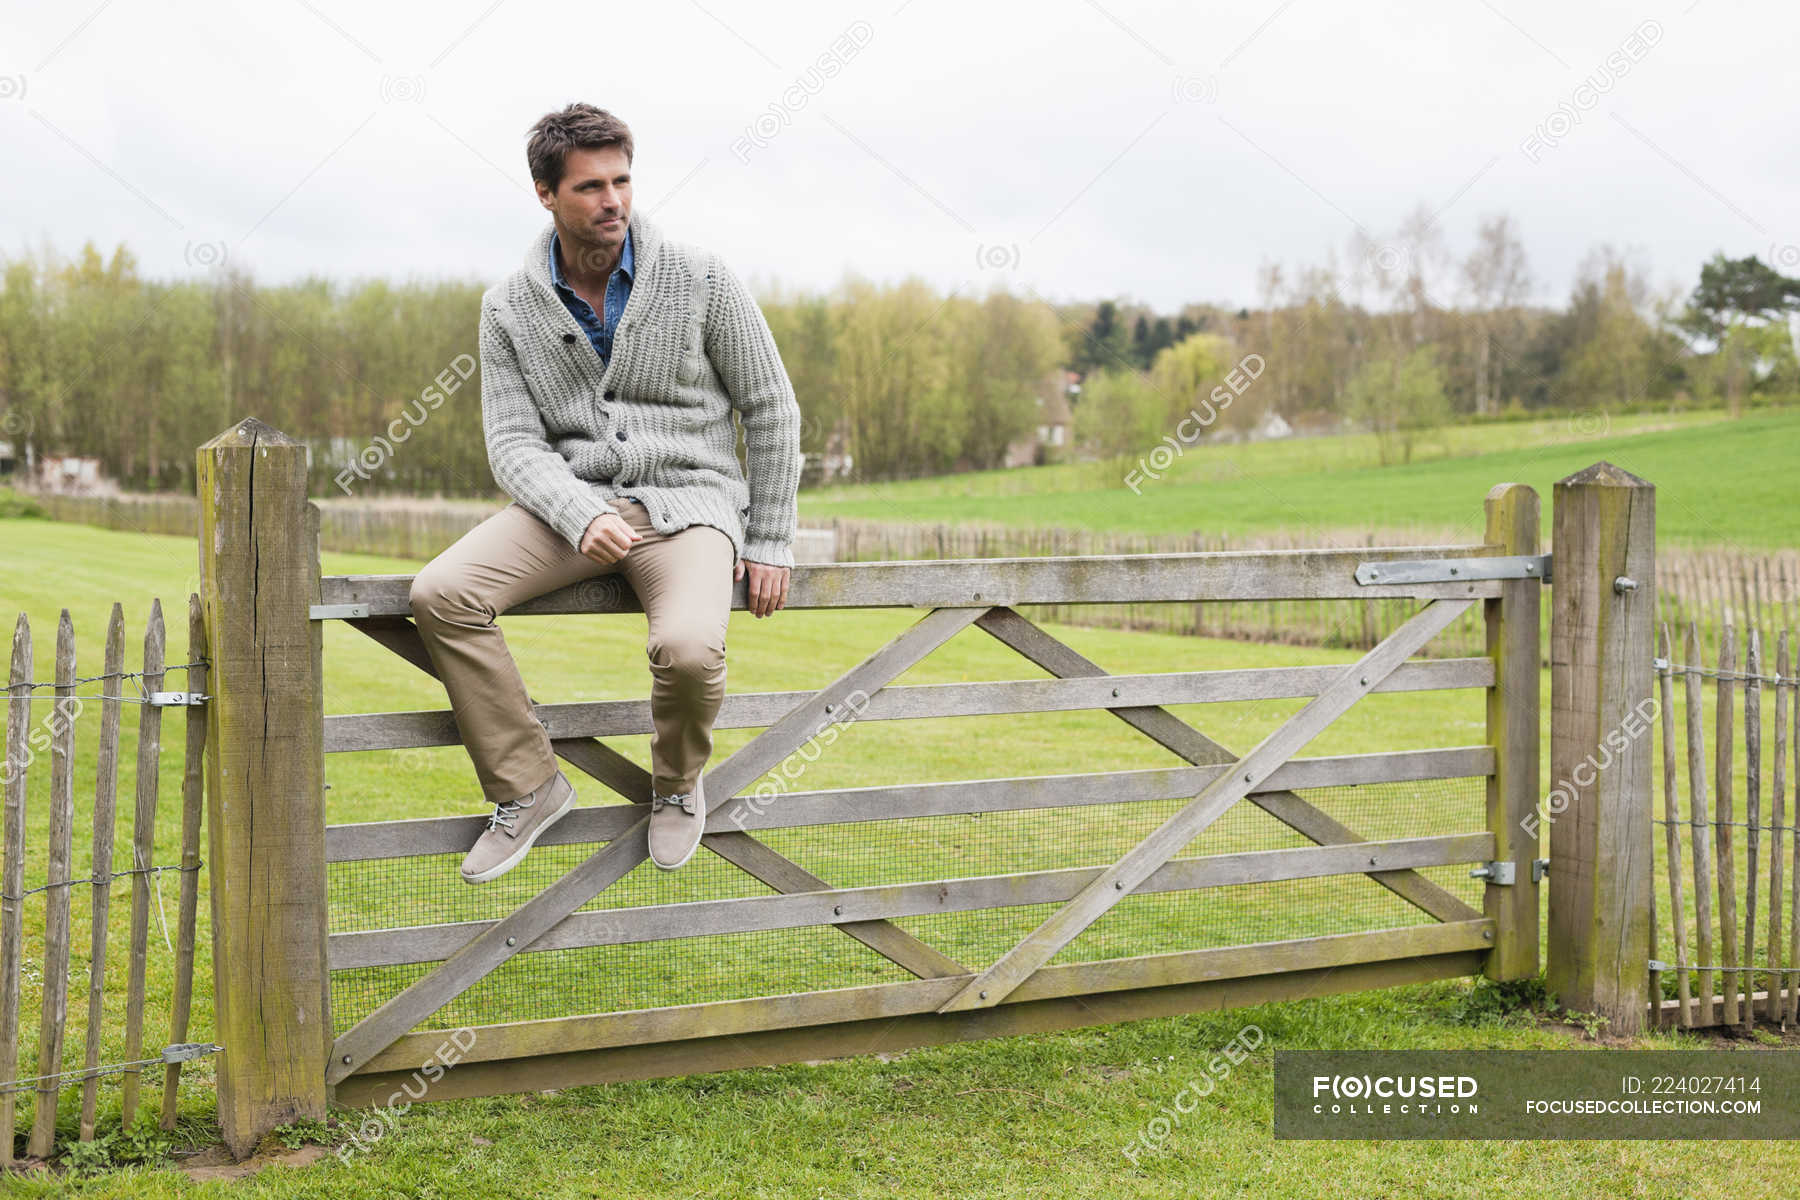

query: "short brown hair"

left=526, top=103, right=634, bottom=193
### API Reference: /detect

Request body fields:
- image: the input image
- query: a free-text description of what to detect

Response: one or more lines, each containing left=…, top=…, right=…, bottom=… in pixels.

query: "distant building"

left=1253, top=410, right=1293, bottom=440
left=28, top=454, right=115, bottom=496
left=1002, top=369, right=1078, bottom=467
left=800, top=420, right=855, bottom=487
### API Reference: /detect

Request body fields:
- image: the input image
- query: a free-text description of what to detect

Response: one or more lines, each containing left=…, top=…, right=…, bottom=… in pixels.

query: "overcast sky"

left=4, top=0, right=1794, bottom=314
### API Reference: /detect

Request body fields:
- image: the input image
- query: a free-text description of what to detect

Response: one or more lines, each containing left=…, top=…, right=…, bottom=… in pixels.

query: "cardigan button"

left=562, top=332, right=578, bottom=344
left=615, top=430, right=627, bottom=441
left=603, top=389, right=617, bottom=400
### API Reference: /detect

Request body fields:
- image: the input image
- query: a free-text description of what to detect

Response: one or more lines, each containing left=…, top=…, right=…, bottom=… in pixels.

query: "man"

left=409, top=102, right=801, bottom=882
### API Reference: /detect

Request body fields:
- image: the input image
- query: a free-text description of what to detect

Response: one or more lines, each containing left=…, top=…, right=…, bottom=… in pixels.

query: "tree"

left=1676, top=252, right=1800, bottom=415
left=1561, top=245, right=1663, bottom=413
left=1342, top=345, right=1450, bottom=465
left=1461, top=213, right=1532, bottom=416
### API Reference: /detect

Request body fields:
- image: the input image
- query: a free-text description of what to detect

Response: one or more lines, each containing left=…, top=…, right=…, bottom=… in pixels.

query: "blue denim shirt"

left=549, top=226, right=633, bottom=365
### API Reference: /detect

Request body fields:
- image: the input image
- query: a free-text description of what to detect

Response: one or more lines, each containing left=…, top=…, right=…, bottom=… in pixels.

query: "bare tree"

left=1461, top=213, right=1531, bottom=415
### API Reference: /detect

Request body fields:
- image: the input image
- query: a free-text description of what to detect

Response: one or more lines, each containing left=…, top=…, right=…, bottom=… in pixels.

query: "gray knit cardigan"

left=478, top=208, right=802, bottom=568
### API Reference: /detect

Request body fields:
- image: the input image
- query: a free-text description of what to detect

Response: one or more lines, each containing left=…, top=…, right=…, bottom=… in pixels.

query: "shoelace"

left=651, top=791, right=695, bottom=814
left=485, top=792, right=539, bottom=835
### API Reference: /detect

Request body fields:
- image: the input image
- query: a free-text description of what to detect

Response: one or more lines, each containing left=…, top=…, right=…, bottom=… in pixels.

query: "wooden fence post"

left=1484, top=483, right=1540, bottom=980
left=1547, top=461, right=1655, bottom=1034
left=196, top=418, right=331, bottom=1158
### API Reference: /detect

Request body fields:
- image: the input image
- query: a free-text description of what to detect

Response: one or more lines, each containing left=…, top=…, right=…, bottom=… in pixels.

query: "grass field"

left=3, top=516, right=1798, bottom=1193
left=799, top=408, right=1794, bottom=551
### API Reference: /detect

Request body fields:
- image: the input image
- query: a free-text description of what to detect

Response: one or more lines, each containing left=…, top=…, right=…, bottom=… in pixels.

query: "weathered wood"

left=78, top=605, right=125, bottom=1140
left=0, top=614, right=31, bottom=1168
left=120, top=600, right=165, bottom=1125
left=1655, top=987, right=1790, bottom=1030
left=325, top=745, right=1497, bottom=863
left=319, top=543, right=1507, bottom=616
left=197, top=419, right=332, bottom=1159
left=28, top=611, right=77, bottom=1158
left=324, top=658, right=1498, bottom=752
left=972, top=607, right=1480, bottom=926
left=1772, top=631, right=1789, bottom=1030
left=348, top=609, right=967, bottom=987
left=1484, top=482, right=1541, bottom=980
left=1546, top=462, right=1654, bottom=1035
left=162, top=594, right=209, bottom=1128
left=938, top=596, right=1477, bottom=1013
left=356, top=920, right=1493, bottom=1074
left=1657, top=624, right=1691, bottom=1027
left=1790, top=629, right=1800, bottom=1027
left=331, top=833, right=1496, bottom=970
left=1715, top=624, right=1739, bottom=1026
left=1686, top=622, right=1716, bottom=1025
left=325, top=603, right=989, bottom=1086
left=335, top=939, right=1491, bottom=1106
left=1744, top=629, right=1762, bottom=1029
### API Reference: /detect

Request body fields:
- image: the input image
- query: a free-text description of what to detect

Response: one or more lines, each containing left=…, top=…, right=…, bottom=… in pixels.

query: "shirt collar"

left=549, top=225, right=634, bottom=292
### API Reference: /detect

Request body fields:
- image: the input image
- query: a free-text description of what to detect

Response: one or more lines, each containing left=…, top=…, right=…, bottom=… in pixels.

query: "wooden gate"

left=199, top=422, right=1648, bottom=1157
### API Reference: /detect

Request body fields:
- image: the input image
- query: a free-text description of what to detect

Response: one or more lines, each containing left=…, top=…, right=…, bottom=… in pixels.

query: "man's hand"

left=579, top=512, right=643, bottom=564
left=735, top=557, right=790, bottom=617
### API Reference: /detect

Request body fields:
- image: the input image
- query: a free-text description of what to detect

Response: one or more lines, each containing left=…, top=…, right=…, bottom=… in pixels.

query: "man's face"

left=537, top=145, right=632, bottom=264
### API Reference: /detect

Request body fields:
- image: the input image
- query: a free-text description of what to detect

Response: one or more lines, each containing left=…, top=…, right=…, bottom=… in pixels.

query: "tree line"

left=1, top=206, right=1795, bottom=494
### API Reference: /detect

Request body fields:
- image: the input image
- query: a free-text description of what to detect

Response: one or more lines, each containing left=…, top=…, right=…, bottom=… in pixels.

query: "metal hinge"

left=1355, top=554, right=1551, bottom=586
left=1532, top=858, right=1550, bottom=882
left=148, top=692, right=209, bottom=707
left=1469, top=861, right=1517, bottom=885
left=1648, top=960, right=1674, bottom=973
left=310, top=603, right=370, bottom=620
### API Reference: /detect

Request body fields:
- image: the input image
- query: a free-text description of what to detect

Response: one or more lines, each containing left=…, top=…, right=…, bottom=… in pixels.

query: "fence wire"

left=327, top=775, right=1485, bottom=1034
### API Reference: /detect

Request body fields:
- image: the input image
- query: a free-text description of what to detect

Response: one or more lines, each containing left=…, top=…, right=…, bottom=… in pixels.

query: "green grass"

left=800, top=407, right=1793, bottom=551
left=3, top=517, right=1797, bottom=1195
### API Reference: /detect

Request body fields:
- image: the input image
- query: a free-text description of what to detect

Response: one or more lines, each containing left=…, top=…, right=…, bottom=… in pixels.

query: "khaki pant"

left=409, top=497, right=733, bottom=808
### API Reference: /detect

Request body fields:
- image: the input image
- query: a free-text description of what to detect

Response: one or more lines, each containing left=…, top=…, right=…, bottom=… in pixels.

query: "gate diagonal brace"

left=936, top=596, right=1477, bottom=1014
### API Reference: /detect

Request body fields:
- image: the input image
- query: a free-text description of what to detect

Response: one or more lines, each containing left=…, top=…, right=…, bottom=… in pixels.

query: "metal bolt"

left=1614, top=576, right=1638, bottom=594
left=1244, top=772, right=1253, bottom=783
left=825, top=704, right=834, bottom=714
left=1482, top=930, right=1494, bottom=941
left=1111, top=686, right=1121, bottom=698
left=343, top=1054, right=352, bottom=1064
left=1448, top=566, right=1459, bottom=576
left=1359, top=677, right=1368, bottom=686
left=833, top=905, right=843, bottom=916
left=506, top=936, right=516, bottom=946
left=1115, top=880, right=1124, bottom=889
left=979, top=991, right=988, bottom=1000
left=1369, top=856, right=1377, bottom=866
left=973, top=592, right=982, bottom=602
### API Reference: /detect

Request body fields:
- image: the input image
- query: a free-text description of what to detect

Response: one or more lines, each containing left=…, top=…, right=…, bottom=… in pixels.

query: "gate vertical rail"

left=1483, top=482, right=1541, bottom=980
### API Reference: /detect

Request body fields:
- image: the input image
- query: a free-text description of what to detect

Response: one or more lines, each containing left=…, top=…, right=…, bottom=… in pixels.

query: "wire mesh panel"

left=327, top=775, right=1486, bottom=1035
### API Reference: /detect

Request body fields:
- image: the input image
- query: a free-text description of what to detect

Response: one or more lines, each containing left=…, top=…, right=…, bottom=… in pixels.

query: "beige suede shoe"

left=461, top=769, right=576, bottom=885
left=648, top=774, right=706, bottom=870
